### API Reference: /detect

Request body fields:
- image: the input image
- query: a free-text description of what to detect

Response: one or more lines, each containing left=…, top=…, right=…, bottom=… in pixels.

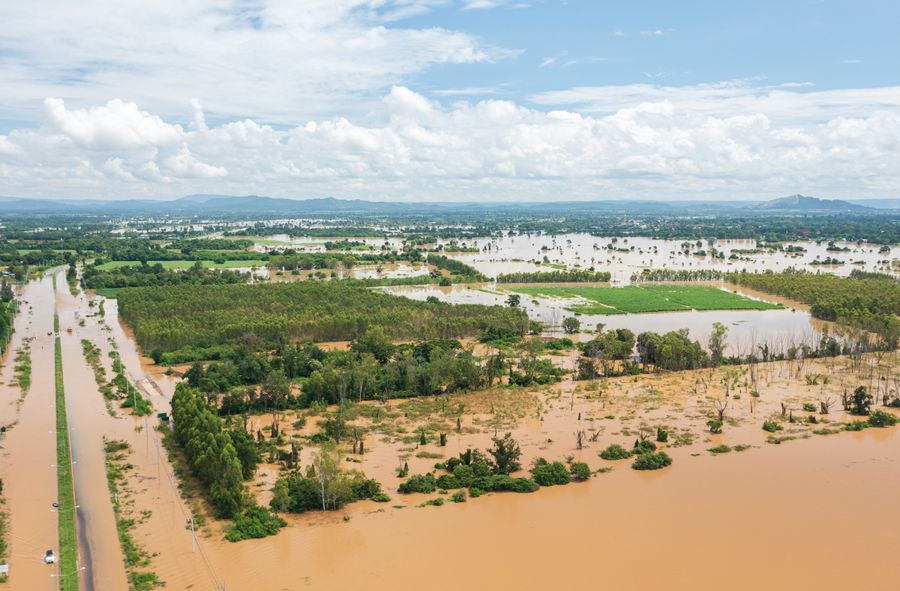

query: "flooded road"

left=0, top=275, right=59, bottom=590
left=56, top=272, right=129, bottom=591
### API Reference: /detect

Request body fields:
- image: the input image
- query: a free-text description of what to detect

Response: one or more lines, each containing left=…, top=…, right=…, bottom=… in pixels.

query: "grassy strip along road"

left=55, top=322, right=80, bottom=591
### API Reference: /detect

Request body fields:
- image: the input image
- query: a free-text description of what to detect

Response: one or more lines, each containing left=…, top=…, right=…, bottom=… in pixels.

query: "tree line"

left=496, top=269, right=611, bottom=283
left=727, top=270, right=900, bottom=346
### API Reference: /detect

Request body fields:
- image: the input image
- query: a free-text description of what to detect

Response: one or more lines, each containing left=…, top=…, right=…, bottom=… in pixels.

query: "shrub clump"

left=762, top=420, right=782, bottom=433
left=569, top=462, right=592, bottom=482
left=631, top=451, right=672, bottom=471
left=225, top=506, right=287, bottom=542
left=530, top=458, right=571, bottom=486
left=867, top=409, right=898, bottom=428
left=600, top=444, right=632, bottom=460
left=398, top=473, right=438, bottom=494
left=633, top=439, right=657, bottom=455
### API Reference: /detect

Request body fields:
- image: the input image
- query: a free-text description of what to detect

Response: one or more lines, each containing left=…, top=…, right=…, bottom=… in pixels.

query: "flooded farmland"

left=1, top=250, right=897, bottom=591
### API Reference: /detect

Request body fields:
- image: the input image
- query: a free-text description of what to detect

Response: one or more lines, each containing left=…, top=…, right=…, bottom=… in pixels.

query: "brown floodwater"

left=7, top=269, right=899, bottom=591
left=0, top=274, right=60, bottom=590
left=55, top=271, right=130, bottom=591
left=94, top=288, right=900, bottom=591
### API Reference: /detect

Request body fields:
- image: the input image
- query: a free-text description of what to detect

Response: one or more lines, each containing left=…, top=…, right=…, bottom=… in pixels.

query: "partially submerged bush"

left=708, top=444, right=732, bottom=454
left=451, top=491, right=467, bottom=503
left=632, top=440, right=657, bottom=455
left=762, top=420, right=782, bottom=433
left=656, top=428, right=668, bottom=443
left=469, top=474, right=539, bottom=493
left=867, top=409, right=898, bottom=428
left=398, top=473, right=437, bottom=494
left=569, top=462, right=592, bottom=482
left=849, top=386, right=873, bottom=416
left=600, top=444, right=632, bottom=460
left=631, top=451, right=672, bottom=471
left=226, top=506, right=287, bottom=542
left=530, top=458, right=571, bottom=486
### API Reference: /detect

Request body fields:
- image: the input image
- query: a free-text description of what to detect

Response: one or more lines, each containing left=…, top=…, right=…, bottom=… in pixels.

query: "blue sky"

left=406, top=0, right=897, bottom=100
left=1, top=0, right=899, bottom=201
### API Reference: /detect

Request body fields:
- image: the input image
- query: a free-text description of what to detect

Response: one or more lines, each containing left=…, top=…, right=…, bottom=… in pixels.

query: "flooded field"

left=2, top=263, right=897, bottom=591
left=438, top=234, right=895, bottom=281
left=381, top=281, right=829, bottom=352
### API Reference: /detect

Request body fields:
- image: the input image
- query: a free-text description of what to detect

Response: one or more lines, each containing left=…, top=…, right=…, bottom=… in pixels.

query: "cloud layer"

left=0, top=0, right=503, bottom=124
left=2, top=84, right=900, bottom=200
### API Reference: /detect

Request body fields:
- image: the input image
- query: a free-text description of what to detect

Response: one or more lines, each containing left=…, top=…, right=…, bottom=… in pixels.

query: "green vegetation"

left=269, top=442, right=382, bottom=514
left=631, top=451, right=673, bottom=471
left=83, top=261, right=248, bottom=291
left=54, top=332, right=79, bottom=591
left=530, top=458, right=571, bottom=486
left=225, top=507, right=287, bottom=542
left=171, top=384, right=256, bottom=518
left=1, top=281, right=16, bottom=353
left=118, top=282, right=526, bottom=360
left=496, top=269, right=611, bottom=283
left=511, top=284, right=780, bottom=315
left=631, top=269, right=724, bottom=283
left=104, top=439, right=163, bottom=590
left=12, top=341, right=31, bottom=394
left=728, top=270, right=900, bottom=345
left=600, top=444, right=632, bottom=460
left=95, top=259, right=265, bottom=271
left=867, top=410, right=898, bottom=428
left=762, top=420, right=783, bottom=433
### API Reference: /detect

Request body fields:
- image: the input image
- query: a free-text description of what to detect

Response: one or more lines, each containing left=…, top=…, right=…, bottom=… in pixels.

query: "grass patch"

left=54, top=331, right=79, bottom=591
left=12, top=340, right=31, bottom=396
left=510, top=284, right=781, bottom=315
left=104, top=438, right=164, bottom=590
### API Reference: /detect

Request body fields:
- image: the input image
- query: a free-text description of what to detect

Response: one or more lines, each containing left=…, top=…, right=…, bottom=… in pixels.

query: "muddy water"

left=147, top=356, right=900, bottom=591
left=437, top=234, right=895, bottom=281
left=77, top=286, right=900, bottom=591
left=54, top=273, right=130, bottom=591
left=381, top=282, right=825, bottom=353
left=0, top=275, right=60, bottom=590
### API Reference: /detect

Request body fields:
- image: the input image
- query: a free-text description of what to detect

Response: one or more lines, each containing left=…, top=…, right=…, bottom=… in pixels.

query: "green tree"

left=488, top=432, right=522, bottom=475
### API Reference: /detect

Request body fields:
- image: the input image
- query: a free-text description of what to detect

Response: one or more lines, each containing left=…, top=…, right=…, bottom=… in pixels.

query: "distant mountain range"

left=0, top=193, right=894, bottom=216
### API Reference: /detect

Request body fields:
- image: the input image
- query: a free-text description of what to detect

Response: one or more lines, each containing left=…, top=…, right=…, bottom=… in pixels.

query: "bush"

left=633, top=440, right=657, bottom=454
left=850, top=386, right=873, bottom=416
left=762, top=420, right=782, bottom=433
left=435, top=474, right=462, bottom=490
left=225, top=506, right=287, bottom=542
left=656, top=428, right=668, bottom=443
left=708, top=445, right=732, bottom=454
left=867, top=409, right=898, bottom=428
left=844, top=420, right=869, bottom=431
left=371, top=492, right=391, bottom=503
left=600, top=444, right=632, bottom=460
left=706, top=419, right=723, bottom=434
left=451, top=491, right=467, bottom=503
left=469, top=474, right=539, bottom=494
left=398, top=473, right=437, bottom=494
left=631, top=451, right=672, bottom=471
left=569, top=462, right=591, bottom=481
left=802, top=403, right=817, bottom=412
left=530, top=458, right=571, bottom=486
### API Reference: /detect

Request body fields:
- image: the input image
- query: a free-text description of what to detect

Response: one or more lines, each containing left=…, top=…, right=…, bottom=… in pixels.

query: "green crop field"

left=95, top=260, right=267, bottom=271
left=510, top=284, right=782, bottom=315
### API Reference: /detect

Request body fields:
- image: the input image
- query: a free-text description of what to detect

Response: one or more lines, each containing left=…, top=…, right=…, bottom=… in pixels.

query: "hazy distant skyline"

left=1, top=0, right=899, bottom=201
